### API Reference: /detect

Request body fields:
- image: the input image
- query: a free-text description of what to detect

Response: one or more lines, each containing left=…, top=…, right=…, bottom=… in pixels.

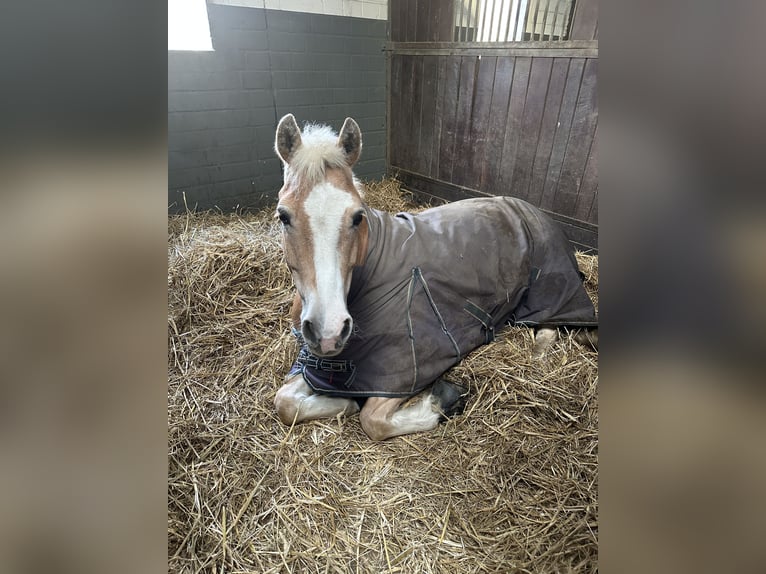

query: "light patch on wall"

left=169, top=0, right=214, bottom=51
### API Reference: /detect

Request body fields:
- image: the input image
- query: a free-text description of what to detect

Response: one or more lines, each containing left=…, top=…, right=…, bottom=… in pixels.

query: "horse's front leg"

left=532, top=326, right=559, bottom=358
left=274, top=373, right=360, bottom=425
left=359, top=379, right=467, bottom=441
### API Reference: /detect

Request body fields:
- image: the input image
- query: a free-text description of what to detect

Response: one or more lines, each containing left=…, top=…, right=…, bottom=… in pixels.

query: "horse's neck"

left=348, top=206, right=418, bottom=306
left=360, top=204, right=381, bottom=267
left=349, top=206, right=384, bottom=296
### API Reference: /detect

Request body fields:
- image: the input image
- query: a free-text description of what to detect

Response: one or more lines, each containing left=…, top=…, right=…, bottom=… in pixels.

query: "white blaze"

left=303, top=182, right=354, bottom=339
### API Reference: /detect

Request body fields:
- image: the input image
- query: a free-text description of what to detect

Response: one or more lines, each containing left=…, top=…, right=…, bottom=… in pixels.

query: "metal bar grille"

left=454, top=0, right=575, bottom=43
left=472, top=0, right=483, bottom=40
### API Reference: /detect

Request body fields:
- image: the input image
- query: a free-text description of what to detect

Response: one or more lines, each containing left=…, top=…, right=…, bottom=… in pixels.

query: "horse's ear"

left=275, top=114, right=302, bottom=164
left=337, top=117, right=362, bottom=166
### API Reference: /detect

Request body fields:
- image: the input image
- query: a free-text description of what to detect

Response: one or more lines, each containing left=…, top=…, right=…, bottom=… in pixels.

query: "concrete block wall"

left=168, top=1, right=387, bottom=212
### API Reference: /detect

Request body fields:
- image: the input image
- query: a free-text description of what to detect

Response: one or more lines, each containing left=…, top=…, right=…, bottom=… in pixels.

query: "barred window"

left=454, top=0, right=576, bottom=42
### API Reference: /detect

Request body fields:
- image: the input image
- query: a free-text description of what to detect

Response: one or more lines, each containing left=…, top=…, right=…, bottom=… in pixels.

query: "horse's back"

left=405, top=196, right=574, bottom=286
left=407, top=195, right=595, bottom=328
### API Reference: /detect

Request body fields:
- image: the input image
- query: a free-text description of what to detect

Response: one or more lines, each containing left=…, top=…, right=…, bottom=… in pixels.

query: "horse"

left=272, top=114, right=597, bottom=440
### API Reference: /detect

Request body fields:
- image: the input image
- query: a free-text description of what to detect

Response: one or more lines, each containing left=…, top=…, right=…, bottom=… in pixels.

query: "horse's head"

left=274, top=114, right=368, bottom=357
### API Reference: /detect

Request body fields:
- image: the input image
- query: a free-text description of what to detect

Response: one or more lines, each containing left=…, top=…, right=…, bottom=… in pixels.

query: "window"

left=454, top=0, right=576, bottom=42
left=168, top=0, right=213, bottom=51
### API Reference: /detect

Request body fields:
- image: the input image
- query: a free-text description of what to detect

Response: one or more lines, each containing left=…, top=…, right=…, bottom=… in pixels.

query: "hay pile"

left=168, top=179, right=598, bottom=573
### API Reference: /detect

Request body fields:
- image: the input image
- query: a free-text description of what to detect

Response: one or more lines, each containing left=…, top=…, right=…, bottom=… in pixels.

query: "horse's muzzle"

left=302, top=317, right=352, bottom=357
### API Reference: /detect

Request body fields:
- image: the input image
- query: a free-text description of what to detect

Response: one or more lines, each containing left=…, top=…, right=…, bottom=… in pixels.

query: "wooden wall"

left=387, top=0, right=598, bottom=251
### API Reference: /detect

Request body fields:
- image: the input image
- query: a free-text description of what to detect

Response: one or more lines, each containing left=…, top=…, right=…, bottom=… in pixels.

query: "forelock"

left=286, top=123, right=348, bottom=188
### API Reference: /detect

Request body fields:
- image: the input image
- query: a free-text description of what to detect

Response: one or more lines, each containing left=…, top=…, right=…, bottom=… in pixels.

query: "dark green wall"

left=168, top=4, right=387, bottom=212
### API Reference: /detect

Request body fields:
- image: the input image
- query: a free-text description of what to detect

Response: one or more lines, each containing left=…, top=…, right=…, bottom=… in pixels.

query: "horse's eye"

left=278, top=211, right=291, bottom=226
left=352, top=211, right=364, bottom=227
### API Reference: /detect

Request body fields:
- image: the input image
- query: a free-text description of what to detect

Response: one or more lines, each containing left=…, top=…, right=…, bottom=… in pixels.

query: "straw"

left=168, top=178, right=598, bottom=573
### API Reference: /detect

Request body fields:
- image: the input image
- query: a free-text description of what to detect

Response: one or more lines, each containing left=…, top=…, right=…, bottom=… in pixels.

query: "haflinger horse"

left=272, top=114, right=597, bottom=440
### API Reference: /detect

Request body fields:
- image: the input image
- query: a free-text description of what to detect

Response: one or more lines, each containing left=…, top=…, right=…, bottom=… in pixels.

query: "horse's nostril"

left=302, top=320, right=317, bottom=344
left=340, top=318, right=352, bottom=341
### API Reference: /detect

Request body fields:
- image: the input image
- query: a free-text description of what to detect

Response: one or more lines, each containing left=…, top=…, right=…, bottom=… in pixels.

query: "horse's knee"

left=360, top=395, right=441, bottom=440
left=360, top=399, right=402, bottom=441
left=274, top=384, right=301, bottom=425
left=359, top=410, right=388, bottom=441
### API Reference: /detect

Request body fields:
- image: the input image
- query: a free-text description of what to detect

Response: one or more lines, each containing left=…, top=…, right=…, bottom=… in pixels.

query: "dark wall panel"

left=570, top=0, right=599, bottom=40
left=168, top=4, right=387, bottom=213
left=391, top=0, right=454, bottom=42
left=574, top=123, right=598, bottom=222
left=465, top=55, right=496, bottom=187
left=436, top=56, right=462, bottom=182
left=540, top=58, right=585, bottom=213
left=511, top=57, right=553, bottom=201
left=388, top=0, right=598, bottom=249
left=481, top=56, right=514, bottom=191
left=417, top=56, right=439, bottom=176
left=429, top=56, right=448, bottom=178
left=452, top=56, right=478, bottom=187
left=526, top=57, right=570, bottom=206
left=498, top=57, right=532, bottom=192
left=550, top=58, right=597, bottom=218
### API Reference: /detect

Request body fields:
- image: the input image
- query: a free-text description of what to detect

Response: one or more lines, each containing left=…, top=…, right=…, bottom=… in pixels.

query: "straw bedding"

left=168, top=179, right=598, bottom=574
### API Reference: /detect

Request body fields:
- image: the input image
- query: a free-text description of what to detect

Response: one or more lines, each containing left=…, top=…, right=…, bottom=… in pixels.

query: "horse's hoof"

left=573, top=328, right=598, bottom=350
left=432, top=378, right=469, bottom=421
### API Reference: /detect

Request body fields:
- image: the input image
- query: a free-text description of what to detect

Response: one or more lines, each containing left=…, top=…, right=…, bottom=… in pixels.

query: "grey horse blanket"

left=289, top=196, right=597, bottom=398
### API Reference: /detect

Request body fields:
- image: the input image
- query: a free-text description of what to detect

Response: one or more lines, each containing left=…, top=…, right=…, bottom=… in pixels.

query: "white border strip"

left=210, top=0, right=388, bottom=21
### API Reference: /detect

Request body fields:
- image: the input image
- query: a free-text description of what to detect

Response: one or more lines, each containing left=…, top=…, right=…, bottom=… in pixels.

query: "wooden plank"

left=405, top=0, right=418, bottom=43
left=389, top=0, right=403, bottom=43
left=587, top=187, right=597, bottom=225
left=397, top=168, right=492, bottom=204
left=526, top=57, right=569, bottom=206
left=416, top=0, right=430, bottom=43
left=551, top=57, right=597, bottom=218
left=452, top=56, right=479, bottom=187
left=389, top=47, right=598, bottom=57
left=498, top=57, right=532, bottom=193
left=510, top=57, right=553, bottom=201
left=431, top=0, right=455, bottom=42
left=386, top=40, right=598, bottom=51
left=397, top=55, right=417, bottom=172
left=436, top=55, right=462, bottom=182
left=549, top=216, right=598, bottom=252
left=481, top=56, right=514, bottom=191
left=429, top=55, right=448, bottom=177
left=540, top=58, right=584, bottom=211
left=385, top=49, right=391, bottom=175
left=410, top=56, right=425, bottom=174
left=569, top=0, right=598, bottom=40
left=388, top=54, right=403, bottom=168
left=388, top=40, right=599, bottom=49
left=574, top=122, right=597, bottom=222
left=465, top=55, right=497, bottom=189
left=418, top=56, right=439, bottom=176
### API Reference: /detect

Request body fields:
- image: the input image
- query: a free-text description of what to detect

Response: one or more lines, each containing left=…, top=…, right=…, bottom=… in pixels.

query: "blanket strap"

left=463, top=300, right=496, bottom=344
left=290, top=328, right=356, bottom=387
